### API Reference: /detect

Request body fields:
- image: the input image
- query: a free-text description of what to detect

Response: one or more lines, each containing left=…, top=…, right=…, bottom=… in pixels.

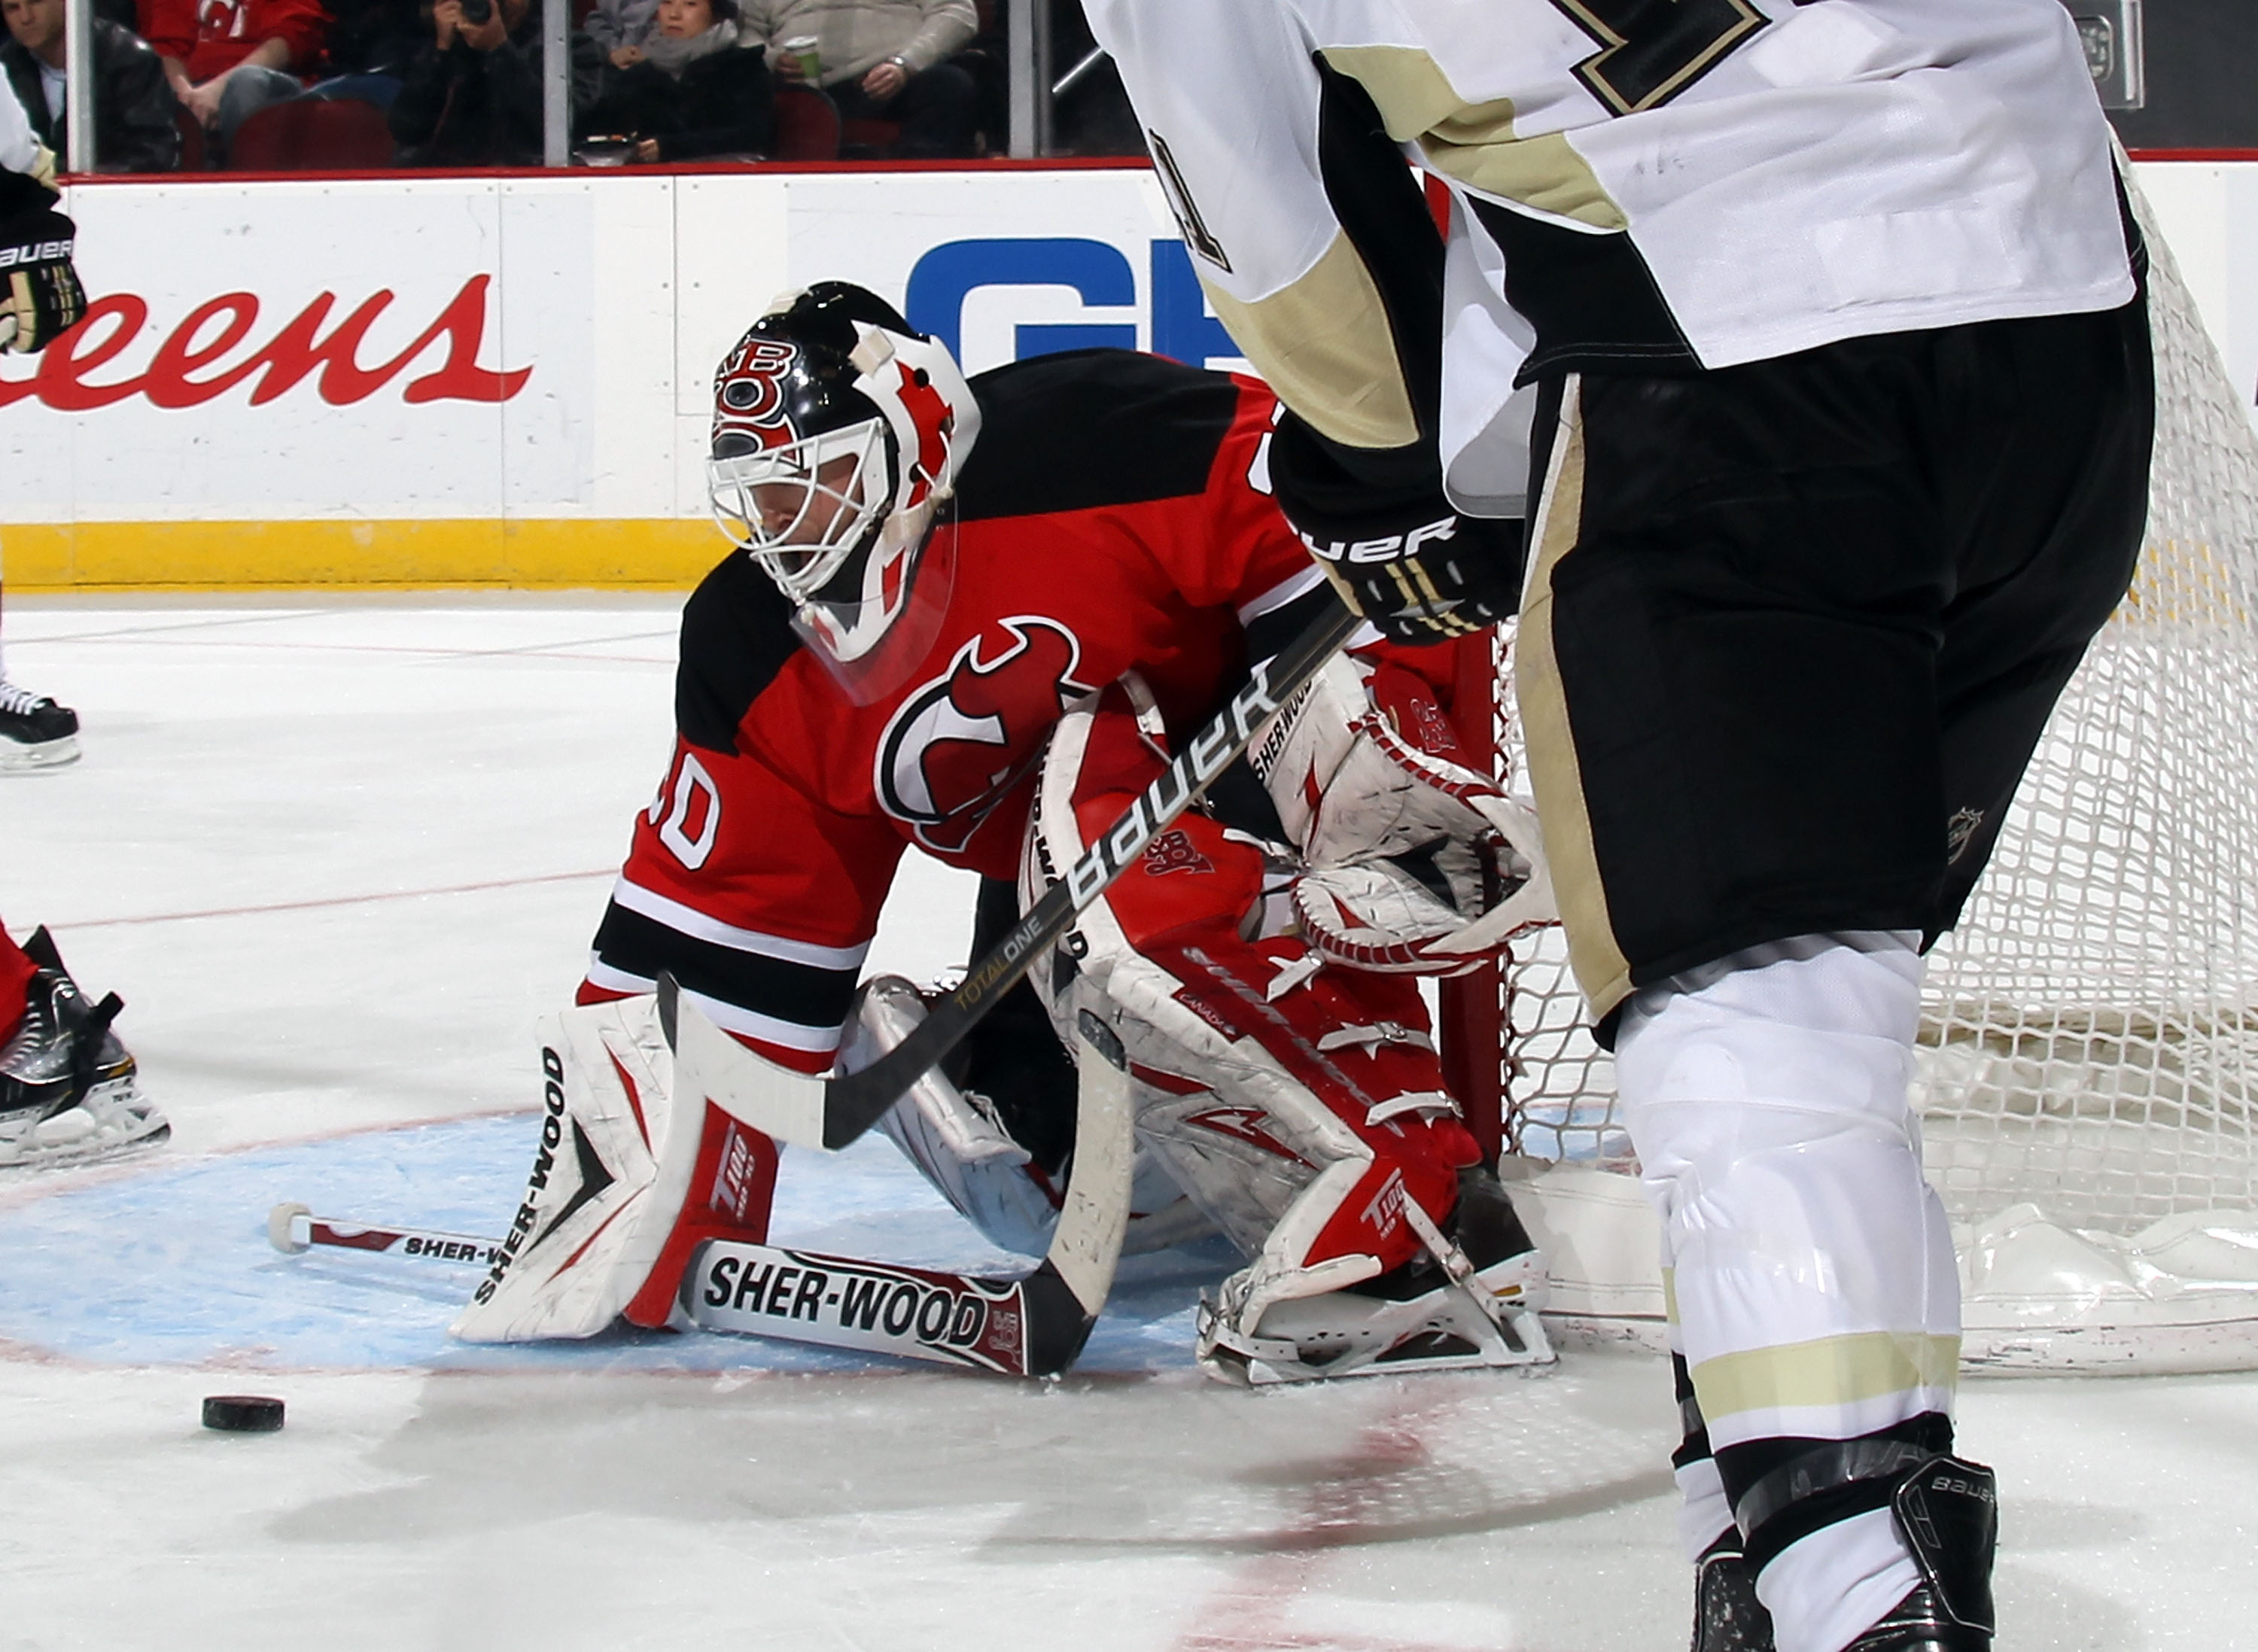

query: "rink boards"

left=0, top=157, right=2252, bottom=589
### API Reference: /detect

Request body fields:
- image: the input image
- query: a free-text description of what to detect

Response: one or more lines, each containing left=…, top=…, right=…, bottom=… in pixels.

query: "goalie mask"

left=708, top=282, right=982, bottom=701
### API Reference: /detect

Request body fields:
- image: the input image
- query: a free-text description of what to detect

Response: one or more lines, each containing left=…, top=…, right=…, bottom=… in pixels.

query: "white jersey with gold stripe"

left=1086, top=0, right=2136, bottom=500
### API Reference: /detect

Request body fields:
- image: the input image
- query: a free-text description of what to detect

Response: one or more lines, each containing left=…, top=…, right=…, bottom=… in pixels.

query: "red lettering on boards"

left=0, top=275, right=534, bottom=411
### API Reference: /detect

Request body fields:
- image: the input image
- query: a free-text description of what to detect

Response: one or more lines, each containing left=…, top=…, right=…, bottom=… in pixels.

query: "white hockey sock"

left=1616, top=932, right=1957, bottom=1652
left=1675, top=1450, right=1734, bottom=1558
left=1759, top=1509, right=1922, bottom=1652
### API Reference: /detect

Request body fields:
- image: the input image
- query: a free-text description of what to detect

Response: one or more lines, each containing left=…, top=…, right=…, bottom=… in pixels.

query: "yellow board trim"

left=1, top=519, right=727, bottom=591
left=1694, top=1331, right=1963, bottom=1422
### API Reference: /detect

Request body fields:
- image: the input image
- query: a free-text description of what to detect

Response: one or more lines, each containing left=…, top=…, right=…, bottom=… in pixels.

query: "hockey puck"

left=202, top=1395, right=285, bottom=1433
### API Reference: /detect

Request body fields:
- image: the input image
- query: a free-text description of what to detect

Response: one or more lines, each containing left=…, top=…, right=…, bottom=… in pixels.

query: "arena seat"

left=229, top=98, right=396, bottom=172
left=175, top=105, right=207, bottom=172
left=770, top=85, right=840, bottom=161
left=838, top=117, right=902, bottom=158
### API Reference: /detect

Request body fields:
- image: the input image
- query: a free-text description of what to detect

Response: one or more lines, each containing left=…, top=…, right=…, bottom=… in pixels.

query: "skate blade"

left=0, top=1098, right=170, bottom=1172
left=0, top=735, right=81, bottom=773
left=1198, top=1280, right=1557, bottom=1386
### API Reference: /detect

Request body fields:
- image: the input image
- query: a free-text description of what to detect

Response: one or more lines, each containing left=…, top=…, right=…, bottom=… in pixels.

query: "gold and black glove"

left=0, top=204, right=86, bottom=354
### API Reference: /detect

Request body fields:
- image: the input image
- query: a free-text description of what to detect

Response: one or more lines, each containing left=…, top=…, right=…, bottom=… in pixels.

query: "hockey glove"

left=0, top=206, right=86, bottom=355
left=1267, top=413, right=1522, bottom=646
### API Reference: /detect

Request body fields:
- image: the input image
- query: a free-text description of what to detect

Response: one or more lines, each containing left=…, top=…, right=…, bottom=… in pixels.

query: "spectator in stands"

left=390, top=0, right=593, bottom=166
left=315, top=0, right=427, bottom=102
left=578, top=0, right=769, bottom=162
left=144, top=0, right=328, bottom=157
left=740, top=0, right=974, bottom=159
left=2, top=0, right=181, bottom=171
left=583, top=0, right=657, bottom=71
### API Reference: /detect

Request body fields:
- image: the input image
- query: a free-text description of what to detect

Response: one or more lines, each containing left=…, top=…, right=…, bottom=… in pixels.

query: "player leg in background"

left=1520, top=289, right=2153, bottom=1652
left=0, top=918, right=166, bottom=1168
left=1024, top=673, right=1549, bottom=1383
left=0, top=559, right=82, bottom=771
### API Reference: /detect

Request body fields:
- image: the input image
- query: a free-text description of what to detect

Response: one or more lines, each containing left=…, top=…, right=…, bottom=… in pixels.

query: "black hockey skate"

left=1844, top=1455, right=1998, bottom=1650
left=0, top=682, right=80, bottom=771
left=0, top=929, right=167, bottom=1170
left=1690, top=1532, right=1775, bottom=1652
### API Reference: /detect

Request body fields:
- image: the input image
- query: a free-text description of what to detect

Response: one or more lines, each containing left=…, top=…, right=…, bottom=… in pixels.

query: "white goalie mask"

left=707, top=283, right=982, bottom=701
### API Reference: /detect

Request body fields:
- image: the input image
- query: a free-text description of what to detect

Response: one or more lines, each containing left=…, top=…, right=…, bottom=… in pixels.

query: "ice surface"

left=0, top=600, right=2252, bottom=1651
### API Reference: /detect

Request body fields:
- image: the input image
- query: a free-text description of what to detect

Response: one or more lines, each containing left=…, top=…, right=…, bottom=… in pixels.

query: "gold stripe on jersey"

left=1198, top=231, right=1421, bottom=451
left=1692, top=1331, right=1963, bottom=1422
left=1320, top=43, right=1627, bottom=232
left=1514, top=377, right=1636, bottom=1021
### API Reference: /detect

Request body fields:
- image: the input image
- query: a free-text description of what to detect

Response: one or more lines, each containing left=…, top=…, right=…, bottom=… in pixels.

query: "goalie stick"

left=270, top=1001, right=1137, bottom=1377
left=681, top=594, right=1364, bottom=1154
left=662, top=984, right=1137, bottom=1375
left=267, top=1203, right=505, bottom=1267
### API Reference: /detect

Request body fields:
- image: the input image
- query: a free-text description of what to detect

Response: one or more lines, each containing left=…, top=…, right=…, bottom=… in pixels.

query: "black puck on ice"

left=202, top=1395, right=285, bottom=1433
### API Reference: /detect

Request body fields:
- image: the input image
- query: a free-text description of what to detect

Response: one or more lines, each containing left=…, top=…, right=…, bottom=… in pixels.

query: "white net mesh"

left=1489, top=163, right=2258, bottom=1367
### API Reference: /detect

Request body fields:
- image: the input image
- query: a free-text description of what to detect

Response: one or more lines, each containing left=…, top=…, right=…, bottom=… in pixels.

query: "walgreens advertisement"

left=0, top=162, right=2245, bottom=584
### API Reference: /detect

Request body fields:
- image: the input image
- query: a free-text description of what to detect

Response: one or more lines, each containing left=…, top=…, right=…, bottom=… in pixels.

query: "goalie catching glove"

left=1266, top=412, right=1522, bottom=645
left=1257, top=652, right=1555, bottom=974
left=0, top=197, right=84, bottom=355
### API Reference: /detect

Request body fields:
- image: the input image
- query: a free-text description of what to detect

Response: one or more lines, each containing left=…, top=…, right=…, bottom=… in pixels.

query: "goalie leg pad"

left=451, top=995, right=780, bottom=1343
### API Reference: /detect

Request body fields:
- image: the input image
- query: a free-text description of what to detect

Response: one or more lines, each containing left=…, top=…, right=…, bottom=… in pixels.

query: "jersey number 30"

left=1548, top=0, right=1802, bottom=117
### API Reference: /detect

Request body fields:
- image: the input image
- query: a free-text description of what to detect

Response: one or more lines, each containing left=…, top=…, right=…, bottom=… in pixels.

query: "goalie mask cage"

left=1441, top=161, right=2258, bottom=1376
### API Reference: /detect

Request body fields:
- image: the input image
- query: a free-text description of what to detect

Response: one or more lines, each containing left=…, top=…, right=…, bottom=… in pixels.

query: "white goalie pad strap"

left=1315, top=1021, right=1435, bottom=1053
left=452, top=996, right=775, bottom=1343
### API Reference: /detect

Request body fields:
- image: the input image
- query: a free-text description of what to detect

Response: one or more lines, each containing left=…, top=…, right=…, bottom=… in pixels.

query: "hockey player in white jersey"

left=0, top=81, right=87, bottom=768
left=1086, top=3, right=2152, bottom=1649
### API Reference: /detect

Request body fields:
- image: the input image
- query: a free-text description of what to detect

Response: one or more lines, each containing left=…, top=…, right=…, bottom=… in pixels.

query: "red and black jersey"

left=582, top=350, right=1325, bottom=1070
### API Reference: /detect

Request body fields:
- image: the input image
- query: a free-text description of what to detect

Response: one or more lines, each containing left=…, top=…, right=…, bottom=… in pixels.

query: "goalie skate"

left=1197, top=1244, right=1550, bottom=1385
left=0, top=930, right=167, bottom=1172
left=1197, top=1170, right=1554, bottom=1385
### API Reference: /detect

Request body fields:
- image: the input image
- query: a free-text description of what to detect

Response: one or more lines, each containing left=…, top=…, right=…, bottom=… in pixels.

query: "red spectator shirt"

left=145, top=0, right=328, bottom=81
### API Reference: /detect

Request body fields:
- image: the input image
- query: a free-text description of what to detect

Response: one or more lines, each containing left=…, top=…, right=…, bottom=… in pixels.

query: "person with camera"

left=577, top=0, right=771, bottom=163
left=389, top=0, right=593, bottom=166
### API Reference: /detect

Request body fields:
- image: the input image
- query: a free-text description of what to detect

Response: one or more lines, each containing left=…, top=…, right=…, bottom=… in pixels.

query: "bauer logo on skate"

left=0, top=275, right=531, bottom=411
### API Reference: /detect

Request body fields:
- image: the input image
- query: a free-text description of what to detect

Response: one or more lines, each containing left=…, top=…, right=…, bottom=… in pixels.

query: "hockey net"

left=1449, top=162, right=2258, bottom=1375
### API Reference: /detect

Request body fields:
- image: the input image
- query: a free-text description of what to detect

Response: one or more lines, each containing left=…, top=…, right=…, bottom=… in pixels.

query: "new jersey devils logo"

left=712, top=337, right=800, bottom=453
left=877, top=618, right=1094, bottom=853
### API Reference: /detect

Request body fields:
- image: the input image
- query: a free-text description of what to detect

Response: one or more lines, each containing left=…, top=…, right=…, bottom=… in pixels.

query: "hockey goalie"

left=454, top=282, right=1554, bottom=1381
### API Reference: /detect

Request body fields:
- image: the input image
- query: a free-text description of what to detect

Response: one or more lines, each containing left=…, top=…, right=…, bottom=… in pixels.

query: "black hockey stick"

left=644, top=592, right=1359, bottom=1153
left=823, top=594, right=1359, bottom=1147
